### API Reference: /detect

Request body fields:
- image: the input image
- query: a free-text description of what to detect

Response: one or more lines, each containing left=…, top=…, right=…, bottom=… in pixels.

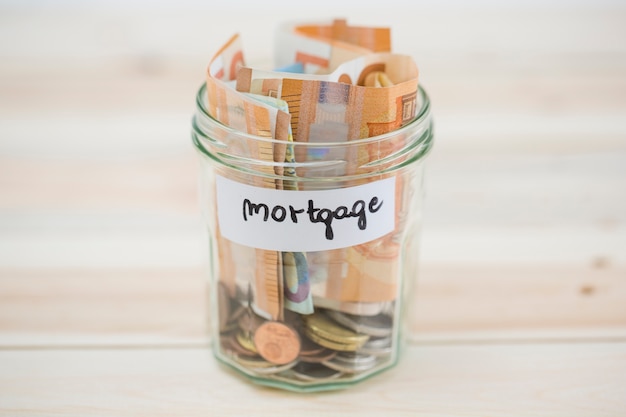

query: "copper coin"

left=253, top=321, right=301, bottom=365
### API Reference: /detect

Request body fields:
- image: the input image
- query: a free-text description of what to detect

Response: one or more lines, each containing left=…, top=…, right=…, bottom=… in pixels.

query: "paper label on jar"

left=216, top=175, right=396, bottom=252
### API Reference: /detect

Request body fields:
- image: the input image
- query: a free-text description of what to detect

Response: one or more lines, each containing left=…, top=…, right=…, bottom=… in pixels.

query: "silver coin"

left=231, top=354, right=297, bottom=375
left=251, top=360, right=298, bottom=375
left=313, top=296, right=385, bottom=316
left=334, top=352, right=377, bottom=366
left=326, top=310, right=393, bottom=337
left=359, top=336, right=393, bottom=356
left=322, top=359, right=374, bottom=374
left=322, top=353, right=379, bottom=374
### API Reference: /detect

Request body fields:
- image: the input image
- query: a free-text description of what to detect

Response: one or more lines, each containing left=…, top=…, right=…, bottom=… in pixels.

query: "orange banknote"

left=275, top=18, right=391, bottom=73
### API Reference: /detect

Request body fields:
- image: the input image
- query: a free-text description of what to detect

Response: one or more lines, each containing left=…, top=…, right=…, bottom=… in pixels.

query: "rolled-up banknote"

left=206, top=34, right=291, bottom=320
left=237, top=52, right=418, bottom=93
left=274, top=18, right=391, bottom=73
left=247, top=95, right=315, bottom=315
left=235, top=53, right=419, bottom=172
left=206, top=20, right=421, bottom=315
left=206, top=34, right=291, bottom=142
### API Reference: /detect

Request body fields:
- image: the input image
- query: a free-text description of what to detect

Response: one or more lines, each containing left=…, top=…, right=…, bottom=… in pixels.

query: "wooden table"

left=1, top=5, right=625, bottom=416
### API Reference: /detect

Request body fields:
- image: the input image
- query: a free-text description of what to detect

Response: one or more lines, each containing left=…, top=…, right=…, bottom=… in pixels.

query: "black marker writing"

left=242, top=197, right=383, bottom=240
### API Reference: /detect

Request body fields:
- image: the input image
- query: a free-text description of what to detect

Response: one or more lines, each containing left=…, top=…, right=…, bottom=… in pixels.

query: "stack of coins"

left=216, top=282, right=396, bottom=383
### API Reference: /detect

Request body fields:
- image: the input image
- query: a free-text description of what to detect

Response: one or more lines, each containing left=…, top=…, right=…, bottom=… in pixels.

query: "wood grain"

left=1, top=263, right=625, bottom=347
left=0, top=343, right=624, bottom=417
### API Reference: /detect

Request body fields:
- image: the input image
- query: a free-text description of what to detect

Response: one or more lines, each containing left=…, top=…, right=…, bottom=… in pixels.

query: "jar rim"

left=192, top=83, right=432, bottom=148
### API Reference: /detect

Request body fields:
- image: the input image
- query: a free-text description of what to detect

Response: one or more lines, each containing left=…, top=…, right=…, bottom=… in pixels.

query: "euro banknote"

left=206, top=20, right=421, bottom=314
left=275, top=18, right=391, bottom=73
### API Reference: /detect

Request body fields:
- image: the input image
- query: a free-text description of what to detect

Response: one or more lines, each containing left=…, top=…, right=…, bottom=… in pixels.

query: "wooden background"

left=0, top=3, right=625, bottom=416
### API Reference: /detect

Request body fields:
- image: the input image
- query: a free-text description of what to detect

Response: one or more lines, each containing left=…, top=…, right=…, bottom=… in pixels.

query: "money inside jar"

left=194, top=18, right=433, bottom=391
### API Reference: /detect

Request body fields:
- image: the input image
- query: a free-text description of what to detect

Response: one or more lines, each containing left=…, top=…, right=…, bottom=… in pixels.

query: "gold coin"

left=303, top=312, right=369, bottom=345
left=303, top=327, right=363, bottom=352
left=253, top=321, right=300, bottom=365
left=220, top=334, right=257, bottom=357
left=235, top=330, right=258, bottom=354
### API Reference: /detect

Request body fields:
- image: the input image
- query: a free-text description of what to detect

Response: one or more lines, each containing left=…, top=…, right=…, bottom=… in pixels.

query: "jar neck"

left=192, top=84, right=433, bottom=181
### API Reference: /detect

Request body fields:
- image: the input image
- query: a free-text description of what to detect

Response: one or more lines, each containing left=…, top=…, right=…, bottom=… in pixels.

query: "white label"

left=216, top=176, right=396, bottom=252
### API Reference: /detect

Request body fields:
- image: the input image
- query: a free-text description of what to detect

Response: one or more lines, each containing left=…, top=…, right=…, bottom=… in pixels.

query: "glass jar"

left=192, top=83, right=433, bottom=392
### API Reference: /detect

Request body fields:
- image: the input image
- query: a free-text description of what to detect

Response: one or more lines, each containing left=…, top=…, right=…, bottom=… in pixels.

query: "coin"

left=253, top=321, right=301, bottom=365
left=290, top=362, right=343, bottom=381
left=312, top=296, right=386, bottom=316
left=326, top=310, right=393, bottom=337
left=298, top=347, right=337, bottom=363
left=359, top=336, right=393, bottom=356
left=302, top=311, right=370, bottom=346
left=298, top=332, right=337, bottom=362
left=334, top=352, right=377, bottom=366
left=235, top=330, right=258, bottom=354
left=233, top=355, right=298, bottom=374
left=323, top=352, right=379, bottom=374
left=303, top=327, right=363, bottom=352
left=254, top=360, right=298, bottom=375
left=298, top=333, right=327, bottom=356
left=220, top=334, right=258, bottom=357
left=231, top=354, right=272, bottom=368
left=299, top=348, right=337, bottom=363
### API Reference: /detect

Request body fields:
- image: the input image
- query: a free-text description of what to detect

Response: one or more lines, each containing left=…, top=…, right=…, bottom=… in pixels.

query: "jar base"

left=213, top=347, right=400, bottom=393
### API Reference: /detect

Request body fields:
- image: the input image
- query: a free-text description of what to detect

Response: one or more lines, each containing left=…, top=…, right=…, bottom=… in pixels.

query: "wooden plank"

left=412, top=263, right=626, bottom=336
left=1, top=150, right=624, bottom=220
left=0, top=150, right=624, bottom=346
left=1, top=152, right=624, bottom=267
left=0, top=155, right=199, bottom=212
left=0, top=268, right=208, bottom=346
left=1, top=262, right=624, bottom=347
left=1, top=8, right=625, bottom=64
left=0, top=343, right=624, bottom=416
left=2, top=71, right=625, bottom=118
